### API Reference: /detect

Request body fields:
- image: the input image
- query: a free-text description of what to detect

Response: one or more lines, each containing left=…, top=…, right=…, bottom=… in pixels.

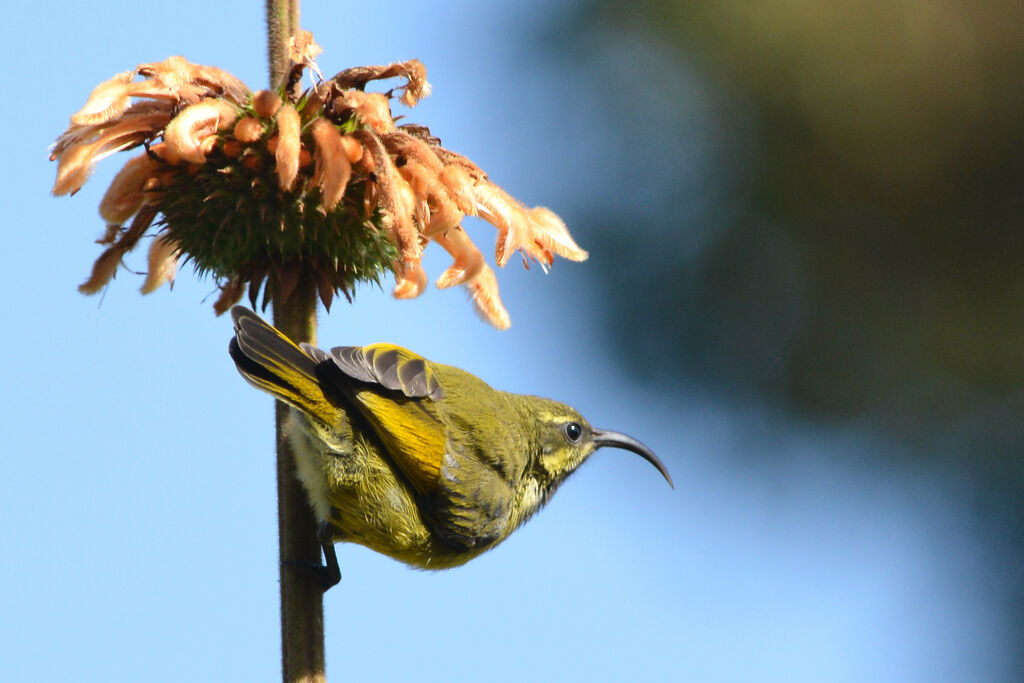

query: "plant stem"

left=267, top=7, right=325, bottom=680
left=266, top=0, right=300, bottom=89
left=271, top=270, right=326, bottom=683
left=266, top=0, right=325, bottom=674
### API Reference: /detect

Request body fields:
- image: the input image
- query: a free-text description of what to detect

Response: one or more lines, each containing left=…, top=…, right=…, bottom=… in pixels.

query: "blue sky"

left=1, top=1, right=1011, bottom=681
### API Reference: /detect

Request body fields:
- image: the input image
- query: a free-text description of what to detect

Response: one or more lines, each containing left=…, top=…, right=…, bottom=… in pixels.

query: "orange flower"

left=51, top=32, right=587, bottom=328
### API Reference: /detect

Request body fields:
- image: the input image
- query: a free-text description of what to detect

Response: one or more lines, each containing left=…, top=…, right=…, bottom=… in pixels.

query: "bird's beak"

left=592, top=429, right=674, bottom=489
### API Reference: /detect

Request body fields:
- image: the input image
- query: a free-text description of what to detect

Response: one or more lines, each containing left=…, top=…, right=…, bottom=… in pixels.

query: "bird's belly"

left=288, top=410, right=473, bottom=569
left=326, top=479, right=480, bottom=569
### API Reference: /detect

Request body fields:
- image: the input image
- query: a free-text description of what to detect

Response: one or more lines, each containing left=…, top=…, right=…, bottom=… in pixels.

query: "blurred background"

left=3, top=0, right=1021, bottom=680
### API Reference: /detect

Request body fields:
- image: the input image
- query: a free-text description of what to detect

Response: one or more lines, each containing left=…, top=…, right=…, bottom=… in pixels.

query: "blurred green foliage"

left=562, top=0, right=1024, bottom=474
left=556, top=4, right=1024, bottom=671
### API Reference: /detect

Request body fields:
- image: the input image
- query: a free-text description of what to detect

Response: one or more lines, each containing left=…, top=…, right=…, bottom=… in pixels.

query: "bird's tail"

left=228, top=306, right=336, bottom=423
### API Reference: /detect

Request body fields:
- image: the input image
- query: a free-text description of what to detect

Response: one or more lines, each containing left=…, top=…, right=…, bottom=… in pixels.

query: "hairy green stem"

left=266, top=0, right=300, bottom=89
left=272, top=270, right=326, bottom=683
left=266, top=2, right=326, bottom=676
left=267, top=6, right=326, bottom=680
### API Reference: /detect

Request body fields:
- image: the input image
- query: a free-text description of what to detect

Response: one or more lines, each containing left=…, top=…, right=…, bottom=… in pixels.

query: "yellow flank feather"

left=353, top=391, right=447, bottom=493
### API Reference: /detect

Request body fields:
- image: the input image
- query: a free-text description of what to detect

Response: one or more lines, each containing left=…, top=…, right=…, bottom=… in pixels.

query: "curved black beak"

left=592, top=428, right=674, bottom=489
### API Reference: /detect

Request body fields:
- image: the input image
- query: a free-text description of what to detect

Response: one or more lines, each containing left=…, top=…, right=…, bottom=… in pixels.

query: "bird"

left=228, top=305, right=672, bottom=588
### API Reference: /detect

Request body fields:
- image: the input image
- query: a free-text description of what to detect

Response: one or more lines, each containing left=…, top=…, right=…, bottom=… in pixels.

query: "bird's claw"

left=283, top=559, right=341, bottom=591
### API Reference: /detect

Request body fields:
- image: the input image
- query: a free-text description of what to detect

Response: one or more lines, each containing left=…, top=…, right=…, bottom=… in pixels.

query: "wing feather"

left=327, top=345, right=378, bottom=384
left=369, top=347, right=402, bottom=391
left=326, top=344, right=444, bottom=400
left=431, top=443, right=512, bottom=549
left=313, top=343, right=448, bottom=493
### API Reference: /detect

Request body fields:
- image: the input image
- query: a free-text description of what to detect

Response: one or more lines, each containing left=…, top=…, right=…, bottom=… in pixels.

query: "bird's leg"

left=318, top=521, right=341, bottom=590
left=283, top=521, right=341, bottom=591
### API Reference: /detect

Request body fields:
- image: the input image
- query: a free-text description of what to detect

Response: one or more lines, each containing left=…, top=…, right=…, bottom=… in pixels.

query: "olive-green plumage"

left=229, top=306, right=671, bottom=585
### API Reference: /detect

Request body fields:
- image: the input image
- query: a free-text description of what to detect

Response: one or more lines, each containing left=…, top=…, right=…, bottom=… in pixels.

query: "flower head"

left=51, top=33, right=587, bottom=328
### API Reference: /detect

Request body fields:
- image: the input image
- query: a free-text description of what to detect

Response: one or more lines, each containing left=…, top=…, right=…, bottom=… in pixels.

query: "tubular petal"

left=339, top=135, right=363, bottom=163
left=396, top=158, right=462, bottom=236
left=233, top=116, right=264, bottom=143
left=99, top=153, right=159, bottom=223
left=355, top=130, right=421, bottom=265
left=466, top=264, right=510, bottom=330
left=310, top=119, right=352, bottom=211
left=438, top=164, right=477, bottom=215
left=275, top=104, right=301, bottom=191
left=527, top=207, right=588, bottom=262
left=393, top=260, right=428, bottom=299
left=52, top=141, right=98, bottom=196
left=212, top=278, right=246, bottom=315
left=433, top=228, right=484, bottom=289
left=140, top=235, right=179, bottom=294
left=342, top=91, right=395, bottom=134
left=79, top=244, right=126, bottom=294
left=474, top=182, right=530, bottom=267
left=321, top=59, right=430, bottom=107
left=53, top=112, right=169, bottom=195
left=164, top=99, right=238, bottom=164
left=71, top=71, right=134, bottom=126
left=252, top=90, right=283, bottom=119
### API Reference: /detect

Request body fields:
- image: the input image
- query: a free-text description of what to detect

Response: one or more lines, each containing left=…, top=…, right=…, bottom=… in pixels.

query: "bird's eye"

left=564, top=422, right=583, bottom=443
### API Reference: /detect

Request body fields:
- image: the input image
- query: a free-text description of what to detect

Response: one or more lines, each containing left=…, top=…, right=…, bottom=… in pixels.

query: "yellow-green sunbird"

left=229, top=306, right=672, bottom=587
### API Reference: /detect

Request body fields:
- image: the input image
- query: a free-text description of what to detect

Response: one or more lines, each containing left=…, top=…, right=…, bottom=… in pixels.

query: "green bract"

left=157, top=139, right=397, bottom=310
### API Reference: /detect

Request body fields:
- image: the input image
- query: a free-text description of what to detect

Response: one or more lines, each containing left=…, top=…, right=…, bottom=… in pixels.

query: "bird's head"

left=518, top=396, right=673, bottom=507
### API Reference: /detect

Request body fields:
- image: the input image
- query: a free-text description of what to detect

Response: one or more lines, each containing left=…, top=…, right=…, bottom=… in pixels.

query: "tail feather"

left=229, top=306, right=335, bottom=421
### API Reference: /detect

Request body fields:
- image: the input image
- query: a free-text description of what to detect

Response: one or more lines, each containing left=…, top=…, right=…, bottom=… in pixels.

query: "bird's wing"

left=306, top=342, right=449, bottom=494
left=307, top=342, right=515, bottom=549
left=431, top=437, right=514, bottom=550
